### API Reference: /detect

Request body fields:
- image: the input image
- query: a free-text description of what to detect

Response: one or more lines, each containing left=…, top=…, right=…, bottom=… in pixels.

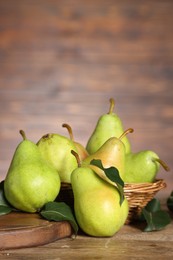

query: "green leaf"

left=0, top=181, right=13, bottom=215
left=0, top=205, right=12, bottom=216
left=167, top=191, right=173, bottom=212
left=0, top=181, right=9, bottom=206
left=142, top=208, right=171, bottom=232
left=145, top=198, right=161, bottom=213
left=141, top=198, right=171, bottom=232
left=90, top=159, right=124, bottom=205
left=40, top=201, right=78, bottom=236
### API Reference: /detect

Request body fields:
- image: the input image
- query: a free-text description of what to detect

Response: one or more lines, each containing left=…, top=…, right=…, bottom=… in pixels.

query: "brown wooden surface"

left=0, top=212, right=72, bottom=250
left=0, top=211, right=173, bottom=259
left=0, top=0, right=173, bottom=258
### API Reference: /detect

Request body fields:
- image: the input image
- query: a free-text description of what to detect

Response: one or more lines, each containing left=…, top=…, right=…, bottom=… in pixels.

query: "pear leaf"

left=0, top=181, right=13, bottom=215
left=40, top=201, right=78, bottom=236
left=167, top=191, right=173, bottom=212
left=104, top=166, right=124, bottom=187
left=0, top=205, right=12, bottom=216
left=90, top=159, right=124, bottom=205
left=145, top=197, right=161, bottom=212
left=141, top=198, right=171, bottom=232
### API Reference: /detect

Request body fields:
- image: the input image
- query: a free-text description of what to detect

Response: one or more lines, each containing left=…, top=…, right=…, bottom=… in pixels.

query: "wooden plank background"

left=0, top=0, right=173, bottom=198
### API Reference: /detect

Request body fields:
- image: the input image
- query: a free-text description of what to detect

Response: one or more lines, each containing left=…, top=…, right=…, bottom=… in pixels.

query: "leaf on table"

left=90, top=159, right=124, bottom=205
left=167, top=191, right=173, bottom=212
left=40, top=201, right=78, bottom=236
left=0, top=181, right=13, bottom=215
left=141, top=198, right=171, bottom=232
left=0, top=205, right=12, bottom=216
left=145, top=197, right=161, bottom=212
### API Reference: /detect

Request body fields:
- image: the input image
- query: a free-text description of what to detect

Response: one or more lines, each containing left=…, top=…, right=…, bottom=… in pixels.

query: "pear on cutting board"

left=124, top=150, right=170, bottom=183
left=4, top=130, right=61, bottom=213
left=86, top=98, right=131, bottom=154
left=71, top=151, right=129, bottom=237
left=37, top=132, right=78, bottom=183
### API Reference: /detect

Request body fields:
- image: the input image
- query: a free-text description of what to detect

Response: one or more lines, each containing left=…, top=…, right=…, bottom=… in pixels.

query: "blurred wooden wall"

left=0, top=0, right=173, bottom=197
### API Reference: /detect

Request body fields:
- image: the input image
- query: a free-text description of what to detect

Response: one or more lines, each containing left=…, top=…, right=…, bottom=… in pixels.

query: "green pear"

left=37, top=132, right=78, bottom=183
left=4, top=130, right=61, bottom=213
left=71, top=152, right=129, bottom=237
left=124, top=150, right=170, bottom=183
left=86, top=98, right=131, bottom=154
left=83, top=129, right=134, bottom=180
left=62, top=123, right=89, bottom=161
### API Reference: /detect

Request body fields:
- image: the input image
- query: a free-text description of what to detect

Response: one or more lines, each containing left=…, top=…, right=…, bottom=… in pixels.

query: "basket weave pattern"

left=124, top=179, right=167, bottom=224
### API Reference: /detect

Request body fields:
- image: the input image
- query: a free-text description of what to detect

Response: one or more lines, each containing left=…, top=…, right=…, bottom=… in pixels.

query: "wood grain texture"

left=0, top=212, right=72, bottom=250
left=0, top=1, right=173, bottom=257
left=1, top=220, right=173, bottom=259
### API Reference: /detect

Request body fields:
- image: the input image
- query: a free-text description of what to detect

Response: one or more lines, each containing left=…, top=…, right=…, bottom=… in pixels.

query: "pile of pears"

left=3, top=98, right=170, bottom=237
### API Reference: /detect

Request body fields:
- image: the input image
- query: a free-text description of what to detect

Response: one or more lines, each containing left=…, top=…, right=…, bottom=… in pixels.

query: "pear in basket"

left=86, top=98, right=132, bottom=154
left=124, top=150, right=170, bottom=183
left=83, top=128, right=134, bottom=180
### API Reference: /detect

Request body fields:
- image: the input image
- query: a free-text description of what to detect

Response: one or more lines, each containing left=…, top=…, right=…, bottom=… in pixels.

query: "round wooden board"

left=0, top=212, right=73, bottom=250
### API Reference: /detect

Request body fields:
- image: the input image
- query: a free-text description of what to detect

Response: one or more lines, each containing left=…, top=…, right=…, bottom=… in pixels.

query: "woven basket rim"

left=124, top=179, right=166, bottom=193
left=60, top=179, right=167, bottom=194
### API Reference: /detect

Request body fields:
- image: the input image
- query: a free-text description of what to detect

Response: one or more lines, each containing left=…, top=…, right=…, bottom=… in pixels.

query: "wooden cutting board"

left=0, top=212, right=73, bottom=250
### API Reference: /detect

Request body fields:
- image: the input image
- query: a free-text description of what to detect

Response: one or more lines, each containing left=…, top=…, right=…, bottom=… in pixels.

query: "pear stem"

left=62, top=123, right=74, bottom=141
left=19, top=130, right=27, bottom=140
left=71, top=150, right=81, bottom=167
left=119, top=128, right=134, bottom=140
left=153, top=158, right=170, bottom=172
left=108, top=98, right=115, bottom=114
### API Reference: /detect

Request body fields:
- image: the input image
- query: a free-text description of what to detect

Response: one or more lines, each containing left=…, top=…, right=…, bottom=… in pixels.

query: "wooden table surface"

left=0, top=0, right=173, bottom=259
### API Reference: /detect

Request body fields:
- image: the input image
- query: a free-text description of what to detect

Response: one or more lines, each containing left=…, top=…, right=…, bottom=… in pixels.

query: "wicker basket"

left=57, top=179, right=167, bottom=225
left=124, top=179, right=167, bottom=224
